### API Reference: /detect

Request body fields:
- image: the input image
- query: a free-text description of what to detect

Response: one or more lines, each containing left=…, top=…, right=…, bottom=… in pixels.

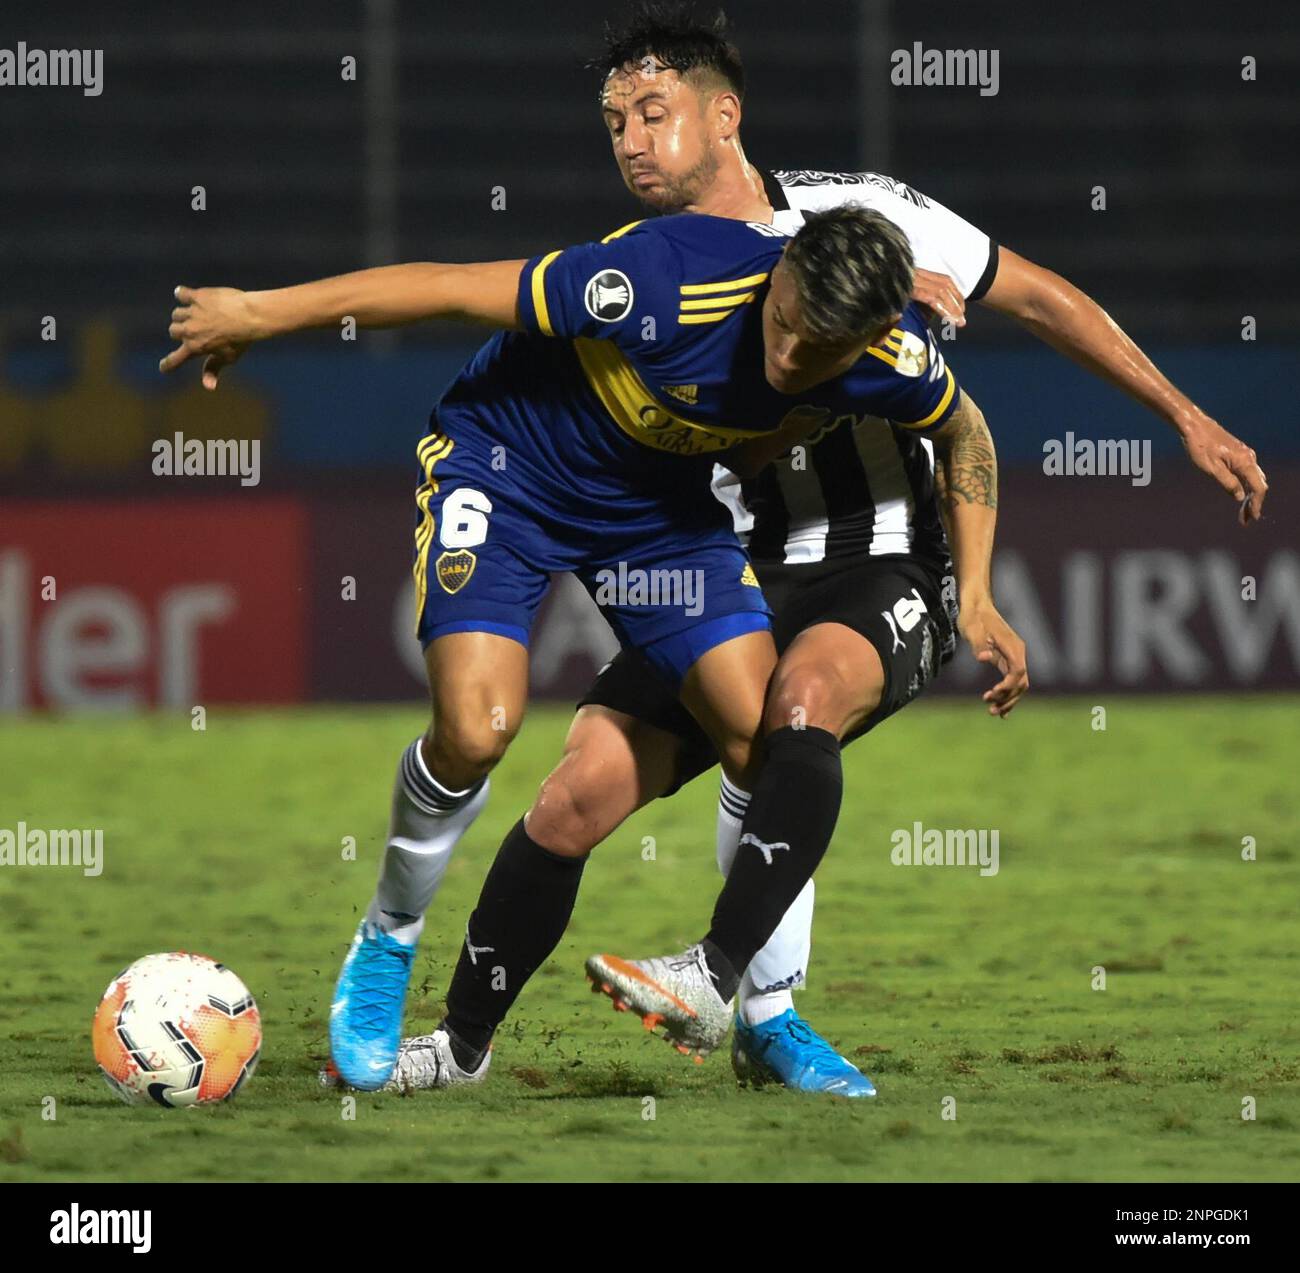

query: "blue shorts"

left=411, top=424, right=771, bottom=686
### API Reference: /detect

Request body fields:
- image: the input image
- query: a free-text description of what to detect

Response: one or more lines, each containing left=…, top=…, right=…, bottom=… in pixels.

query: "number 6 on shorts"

left=440, top=488, right=493, bottom=548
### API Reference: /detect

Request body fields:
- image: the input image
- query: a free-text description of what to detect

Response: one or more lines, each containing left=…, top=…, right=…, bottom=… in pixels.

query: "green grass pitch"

left=1, top=697, right=1296, bottom=1183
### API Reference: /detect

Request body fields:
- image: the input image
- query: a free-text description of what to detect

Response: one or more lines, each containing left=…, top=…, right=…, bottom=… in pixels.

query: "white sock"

left=738, top=983, right=795, bottom=1026
left=715, top=775, right=814, bottom=1018
left=715, top=774, right=750, bottom=874
left=742, top=876, right=813, bottom=1006
left=366, top=738, right=490, bottom=946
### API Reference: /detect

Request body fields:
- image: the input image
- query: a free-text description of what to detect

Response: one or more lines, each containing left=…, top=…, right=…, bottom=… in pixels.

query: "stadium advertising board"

left=0, top=499, right=307, bottom=709
left=2, top=475, right=1294, bottom=711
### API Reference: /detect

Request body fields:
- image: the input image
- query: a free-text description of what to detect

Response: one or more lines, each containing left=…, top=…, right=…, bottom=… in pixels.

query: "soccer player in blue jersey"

left=162, top=202, right=979, bottom=1090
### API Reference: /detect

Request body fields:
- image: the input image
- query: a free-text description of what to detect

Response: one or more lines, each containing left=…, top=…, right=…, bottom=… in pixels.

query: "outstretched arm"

left=979, top=248, right=1267, bottom=526
left=160, top=259, right=527, bottom=388
left=927, top=390, right=1028, bottom=718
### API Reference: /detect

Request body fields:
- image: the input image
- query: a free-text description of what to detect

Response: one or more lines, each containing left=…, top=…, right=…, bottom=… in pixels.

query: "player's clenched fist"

left=159, top=285, right=257, bottom=390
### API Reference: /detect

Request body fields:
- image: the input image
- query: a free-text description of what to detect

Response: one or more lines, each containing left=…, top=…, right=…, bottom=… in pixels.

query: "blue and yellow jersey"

left=433, top=213, right=957, bottom=519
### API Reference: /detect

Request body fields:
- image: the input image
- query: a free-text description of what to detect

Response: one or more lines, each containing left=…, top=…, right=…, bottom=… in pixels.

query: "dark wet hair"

left=783, top=205, right=915, bottom=343
left=590, top=3, right=745, bottom=98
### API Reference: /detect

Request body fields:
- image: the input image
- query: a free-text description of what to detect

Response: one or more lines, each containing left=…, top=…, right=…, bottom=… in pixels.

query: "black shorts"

left=577, top=554, right=959, bottom=795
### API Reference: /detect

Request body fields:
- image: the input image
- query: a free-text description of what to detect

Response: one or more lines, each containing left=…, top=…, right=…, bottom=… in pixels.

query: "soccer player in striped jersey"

left=596, top=7, right=1265, bottom=521
left=574, top=8, right=1265, bottom=1076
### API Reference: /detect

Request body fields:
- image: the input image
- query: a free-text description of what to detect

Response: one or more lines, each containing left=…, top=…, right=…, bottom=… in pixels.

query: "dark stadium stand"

left=2, top=0, right=1296, bottom=344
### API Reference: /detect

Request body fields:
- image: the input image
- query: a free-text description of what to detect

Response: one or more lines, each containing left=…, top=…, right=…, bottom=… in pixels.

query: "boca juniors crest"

left=436, top=550, right=477, bottom=594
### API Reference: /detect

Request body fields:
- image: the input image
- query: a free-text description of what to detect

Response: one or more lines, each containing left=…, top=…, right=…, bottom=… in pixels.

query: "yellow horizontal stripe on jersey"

left=679, top=292, right=756, bottom=311
left=602, top=220, right=646, bottom=243
left=573, top=337, right=768, bottom=456
left=897, top=366, right=957, bottom=430
left=882, top=331, right=904, bottom=349
left=530, top=250, right=563, bottom=337
left=679, top=272, right=769, bottom=295
left=864, top=346, right=900, bottom=368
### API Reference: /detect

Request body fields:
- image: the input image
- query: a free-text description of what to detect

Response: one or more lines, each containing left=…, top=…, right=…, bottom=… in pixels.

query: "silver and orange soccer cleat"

left=586, top=943, right=734, bottom=1062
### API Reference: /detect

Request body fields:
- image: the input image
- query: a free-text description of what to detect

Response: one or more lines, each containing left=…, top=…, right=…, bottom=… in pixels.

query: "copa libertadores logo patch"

left=584, top=270, right=634, bottom=322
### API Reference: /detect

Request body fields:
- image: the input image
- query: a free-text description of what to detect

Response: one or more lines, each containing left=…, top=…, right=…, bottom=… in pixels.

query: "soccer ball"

left=92, top=952, right=261, bottom=1107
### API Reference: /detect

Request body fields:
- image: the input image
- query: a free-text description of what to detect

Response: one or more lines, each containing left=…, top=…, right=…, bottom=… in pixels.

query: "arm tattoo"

left=936, top=394, right=998, bottom=510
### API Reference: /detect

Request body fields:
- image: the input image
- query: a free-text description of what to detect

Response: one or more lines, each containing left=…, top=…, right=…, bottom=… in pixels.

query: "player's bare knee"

left=764, top=666, right=836, bottom=732
left=764, top=664, right=874, bottom=738
left=526, top=767, right=603, bottom=858
left=426, top=715, right=518, bottom=788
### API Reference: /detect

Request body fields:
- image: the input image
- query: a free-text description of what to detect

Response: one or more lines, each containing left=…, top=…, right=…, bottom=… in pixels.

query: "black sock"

left=703, top=726, right=843, bottom=998
left=700, top=939, right=739, bottom=1005
left=444, top=818, right=586, bottom=1063
left=441, top=1019, right=488, bottom=1073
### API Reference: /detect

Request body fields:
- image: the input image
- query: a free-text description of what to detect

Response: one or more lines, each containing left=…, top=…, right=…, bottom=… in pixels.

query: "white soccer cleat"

left=586, top=943, right=734, bottom=1062
left=318, top=1027, right=490, bottom=1093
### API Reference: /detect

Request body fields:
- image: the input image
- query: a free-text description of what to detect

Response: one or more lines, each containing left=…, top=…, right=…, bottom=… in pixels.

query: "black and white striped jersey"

left=712, top=398, right=951, bottom=568
left=712, top=169, right=997, bottom=567
left=767, top=168, right=998, bottom=300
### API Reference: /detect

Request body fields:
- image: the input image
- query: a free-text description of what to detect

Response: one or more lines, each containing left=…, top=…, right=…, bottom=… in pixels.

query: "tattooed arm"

left=927, top=391, right=1029, bottom=717
left=929, top=390, right=997, bottom=597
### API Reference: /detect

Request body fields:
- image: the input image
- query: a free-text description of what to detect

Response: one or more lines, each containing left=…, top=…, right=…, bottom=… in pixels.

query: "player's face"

left=600, top=64, right=720, bottom=211
left=762, top=260, right=896, bottom=395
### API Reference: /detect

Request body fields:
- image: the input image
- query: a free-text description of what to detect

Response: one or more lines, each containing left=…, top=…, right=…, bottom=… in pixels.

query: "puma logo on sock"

left=465, top=928, right=496, bottom=965
left=739, top=832, right=791, bottom=865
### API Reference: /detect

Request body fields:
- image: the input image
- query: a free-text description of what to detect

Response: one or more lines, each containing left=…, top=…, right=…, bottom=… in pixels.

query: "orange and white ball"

left=92, top=952, right=261, bottom=1107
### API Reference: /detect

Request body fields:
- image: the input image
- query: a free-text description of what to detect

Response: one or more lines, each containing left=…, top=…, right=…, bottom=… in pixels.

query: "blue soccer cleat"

left=329, top=920, right=416, bottom=1091
left=732, top=1009, right=877, bottom=1098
